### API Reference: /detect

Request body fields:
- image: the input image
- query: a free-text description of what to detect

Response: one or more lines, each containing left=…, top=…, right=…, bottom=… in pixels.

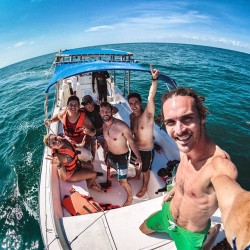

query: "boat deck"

left=55, top=105, right=225, bottom=250
left=60, top=142, right=168, bottom=217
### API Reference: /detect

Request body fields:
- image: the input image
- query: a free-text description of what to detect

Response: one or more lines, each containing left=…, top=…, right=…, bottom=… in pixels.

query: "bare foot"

left=203, top=224, right=221, bottom=250
left=123, top=196, right=133, bottom=206
left=136, top=188, right=147, bottom=198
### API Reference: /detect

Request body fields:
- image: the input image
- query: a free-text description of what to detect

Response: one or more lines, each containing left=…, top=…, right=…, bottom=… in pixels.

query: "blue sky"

left=0, top=0, right=250, bottom=68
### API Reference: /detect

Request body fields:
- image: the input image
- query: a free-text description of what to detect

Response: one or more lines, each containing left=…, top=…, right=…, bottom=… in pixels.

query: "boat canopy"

left=57, top=49, right=132, bottom=56
left=45, top=60, right=177, bottom=93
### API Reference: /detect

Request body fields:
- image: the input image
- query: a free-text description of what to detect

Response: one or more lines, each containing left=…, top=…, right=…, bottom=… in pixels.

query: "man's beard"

left=102, top=115, right=112, bottom=122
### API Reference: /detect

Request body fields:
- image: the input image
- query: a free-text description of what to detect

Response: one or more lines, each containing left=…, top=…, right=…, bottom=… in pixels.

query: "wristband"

left=152, top=77, right=158, bottom=81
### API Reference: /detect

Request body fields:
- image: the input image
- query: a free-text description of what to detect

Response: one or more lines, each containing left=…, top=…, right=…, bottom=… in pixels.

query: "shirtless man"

left=128, top=67, right=159, bottom=197
left=140, top=87, right=237, bottom=249
left=100, top=102, right=142, bottom=206
left=44, top=96, right=95, bottom=161
left=44, top=134, right=101, bottom=191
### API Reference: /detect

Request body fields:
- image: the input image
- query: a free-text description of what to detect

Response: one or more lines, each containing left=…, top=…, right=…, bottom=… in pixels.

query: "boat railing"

left=53, top=53, right=135, bottom=65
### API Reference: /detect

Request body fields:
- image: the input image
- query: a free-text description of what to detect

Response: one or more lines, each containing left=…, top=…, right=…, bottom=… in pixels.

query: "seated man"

left=44, top=96, right=95, bottom=161
left=44, top=134, right=102, bottom=191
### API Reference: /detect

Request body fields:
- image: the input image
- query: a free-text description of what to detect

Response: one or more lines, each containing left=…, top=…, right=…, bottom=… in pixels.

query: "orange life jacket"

left=52, top=140, right=79, bottom=174
left=62, top=111, right=85, bottom=141
left=62, top=188, right=103, bottom=216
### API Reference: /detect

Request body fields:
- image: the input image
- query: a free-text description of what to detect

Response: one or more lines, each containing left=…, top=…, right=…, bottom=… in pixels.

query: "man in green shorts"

left=145, top=201, right=210, bottom=249
left=140, top=87, right=237, bottom=249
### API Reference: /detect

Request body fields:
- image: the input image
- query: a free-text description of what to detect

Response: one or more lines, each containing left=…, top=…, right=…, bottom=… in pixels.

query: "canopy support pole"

left=128, top=71, right=131, bottom=95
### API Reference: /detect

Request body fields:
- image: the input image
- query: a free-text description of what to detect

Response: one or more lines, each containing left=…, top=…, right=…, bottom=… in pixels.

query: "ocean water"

left=0, top=43, right=249, bottom=249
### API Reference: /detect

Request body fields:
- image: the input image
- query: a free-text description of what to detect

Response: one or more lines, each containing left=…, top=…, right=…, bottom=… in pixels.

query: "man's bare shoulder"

left=211, top=156, right=238, bottom=181
left=214, top=145, right=231, bottom=160
left=114, top=118, right=129, bottom=128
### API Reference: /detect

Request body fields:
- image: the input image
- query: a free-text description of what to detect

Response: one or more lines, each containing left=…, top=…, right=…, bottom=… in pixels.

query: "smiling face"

left=67, top=100, right=80, bottom=113
left=48, top=135, right=63, bottom=149
left=128, top=97, right=142, bottom=116
left=162, top=95, right=205, bottom=153
left=100, top=106, right=112, bottom=122
left=83, top=101, right=94, bottom=112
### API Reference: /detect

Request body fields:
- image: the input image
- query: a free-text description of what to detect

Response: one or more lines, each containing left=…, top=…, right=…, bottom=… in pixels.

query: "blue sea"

left=0, top=43, right=249, bottom=249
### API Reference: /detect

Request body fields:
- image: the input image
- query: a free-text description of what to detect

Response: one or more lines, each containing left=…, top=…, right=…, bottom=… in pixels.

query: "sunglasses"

left=48, top=136, right=59, bottom=146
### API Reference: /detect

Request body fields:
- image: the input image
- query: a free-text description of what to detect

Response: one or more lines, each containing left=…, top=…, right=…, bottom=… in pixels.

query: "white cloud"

left=85, top=10, right=211, bottom=32
left=127, top=10, right=210, bottom=26
left=85, top=25, right=115, bottom=32
left=14, top=42, right=26, bottom=48
left=13, top=41, right=34, bottom=48
left=182, top=34, right=250, bottom=48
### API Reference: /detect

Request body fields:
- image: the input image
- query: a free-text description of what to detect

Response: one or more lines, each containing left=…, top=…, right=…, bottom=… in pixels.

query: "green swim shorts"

left=146, top=202, right=211, bottom=250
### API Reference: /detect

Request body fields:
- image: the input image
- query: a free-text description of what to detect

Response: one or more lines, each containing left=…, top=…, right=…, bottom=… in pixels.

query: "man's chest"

left=131, top=115, right=151, bottom=134
left=176, top=166, right=212, bottom=198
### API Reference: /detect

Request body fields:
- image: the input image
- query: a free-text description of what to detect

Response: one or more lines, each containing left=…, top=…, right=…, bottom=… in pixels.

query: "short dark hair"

left=81, top=95, right=93, bottom=105
left=100, top=101, right=113, bottom=110
left=161, top=87, right=209, bottom=119
left=127, top=93, right=142, bottom=102
left=67, top=95, right=80, bottom=105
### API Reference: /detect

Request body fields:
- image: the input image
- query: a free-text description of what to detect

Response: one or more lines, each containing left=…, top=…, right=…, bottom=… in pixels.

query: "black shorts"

left=130, top=148, right=154, bottom=172
left=107, top=151, right=129, bottom=180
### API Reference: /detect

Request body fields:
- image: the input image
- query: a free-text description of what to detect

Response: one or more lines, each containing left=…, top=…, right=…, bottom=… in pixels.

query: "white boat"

left=39, top=48, right=225, bottom=249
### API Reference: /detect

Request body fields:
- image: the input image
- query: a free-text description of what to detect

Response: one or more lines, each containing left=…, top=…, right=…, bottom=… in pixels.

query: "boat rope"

left=45, top=234, right=60, bottom=249
left=69, top=210, right=113, bottom=246
left=45, top=63, right=55, bottom=80
left=103, top=210, right=118, bottom=249
left=48, top=126, right=57, bottom=135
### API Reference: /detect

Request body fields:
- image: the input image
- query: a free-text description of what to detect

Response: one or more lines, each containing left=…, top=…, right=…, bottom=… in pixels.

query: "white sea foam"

left=23, top=185, right=39, bottom=220
left=24, top=151, right=33, bottom=166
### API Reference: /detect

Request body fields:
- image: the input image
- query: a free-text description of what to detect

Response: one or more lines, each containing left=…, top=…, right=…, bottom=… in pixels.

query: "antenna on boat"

left=165, top=82, right=170, bottom=92
left=150, top=64, right=153, bottom=73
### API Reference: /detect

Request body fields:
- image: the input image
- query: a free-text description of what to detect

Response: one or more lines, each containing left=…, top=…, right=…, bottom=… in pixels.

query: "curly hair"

left=161, top=87, right=209, bottom=119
